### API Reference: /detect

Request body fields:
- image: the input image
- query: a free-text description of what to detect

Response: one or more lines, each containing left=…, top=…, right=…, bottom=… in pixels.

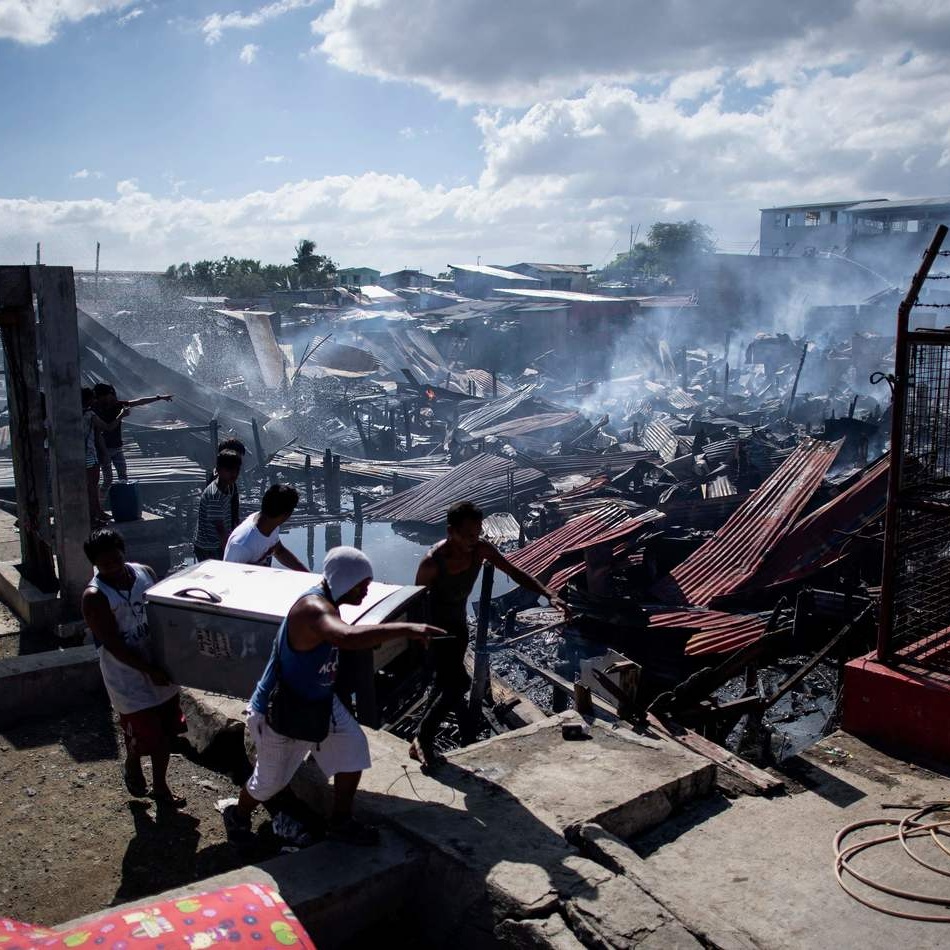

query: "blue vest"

left=250, top=587, right=338, bottom=714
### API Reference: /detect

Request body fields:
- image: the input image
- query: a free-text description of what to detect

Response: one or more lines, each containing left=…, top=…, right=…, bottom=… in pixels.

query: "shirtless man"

left=410, top=500, right=568, bottom=768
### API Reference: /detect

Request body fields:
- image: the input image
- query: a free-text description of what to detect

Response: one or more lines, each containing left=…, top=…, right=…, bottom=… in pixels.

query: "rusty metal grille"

left=888, top=339, right=950, bottom=670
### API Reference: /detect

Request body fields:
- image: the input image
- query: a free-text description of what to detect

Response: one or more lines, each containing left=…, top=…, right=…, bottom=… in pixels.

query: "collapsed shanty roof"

left=504, top=504, right=665, bottom=590
left=212, top=310, right=284, bottom=389
left=363, top=453, right=548, bottom=525
left=508, top=262, right=591, bottom=274
left=651, top=438, right=843, bottom=607
left=648, top=610, right=771, bottom=657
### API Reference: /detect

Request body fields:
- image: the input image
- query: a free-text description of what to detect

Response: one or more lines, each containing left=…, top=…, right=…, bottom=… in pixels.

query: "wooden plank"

left=646, top=712, right=783, bottom=795
left=31, top=266, right=90, bottom=613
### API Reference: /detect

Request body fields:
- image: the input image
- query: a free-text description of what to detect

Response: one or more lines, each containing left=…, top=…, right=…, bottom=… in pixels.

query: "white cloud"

left=202, top=0, right=319, bottom=45
left=0, top=1, right=137, bottom=45
left=116, top=7, right=142, bottom=25
left=70, top=168, right=103, bottom=180
left=6, top=56, right=950, bottom=274
left=311, top=0, right=950, bottom=106
left=261, top=155, right=287, bottom=164
left=239, top=42, right=259, bottom=63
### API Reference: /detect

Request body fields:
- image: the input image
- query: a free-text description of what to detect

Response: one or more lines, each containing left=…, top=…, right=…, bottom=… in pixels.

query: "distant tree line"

left=599, top=220, right=716, bottom=283
left=164, top=239, right=337, bottom=297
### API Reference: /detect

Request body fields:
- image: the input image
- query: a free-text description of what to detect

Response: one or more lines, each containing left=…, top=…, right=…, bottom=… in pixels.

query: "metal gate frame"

left=877, top=223, right=950, bottom=669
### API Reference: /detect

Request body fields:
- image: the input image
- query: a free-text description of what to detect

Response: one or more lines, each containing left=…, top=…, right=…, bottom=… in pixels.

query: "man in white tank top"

left=81, top=528, right=185, bottom=806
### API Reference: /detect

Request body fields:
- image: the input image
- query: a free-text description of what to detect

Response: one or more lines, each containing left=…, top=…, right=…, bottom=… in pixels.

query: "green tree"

left=292, top=238, right=337, bottom=289
left=602, top=220, right=715, bottom=283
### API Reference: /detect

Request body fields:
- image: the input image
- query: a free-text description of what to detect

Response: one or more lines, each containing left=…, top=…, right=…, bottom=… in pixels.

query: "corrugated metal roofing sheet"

left=506, top=505, right=665, bottom=583
left=736, top=454, right=888, bottom=592
left=469, top=411, right=582, bottom=440
left=648, top=609, right=771, bottom=656
left=650, top=438, right=843, bottom=607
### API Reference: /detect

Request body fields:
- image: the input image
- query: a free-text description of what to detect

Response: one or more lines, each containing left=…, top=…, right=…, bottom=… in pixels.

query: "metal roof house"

left=448, top=263, right=540, bottom=299
left=507, top=262, right=592, bottom=292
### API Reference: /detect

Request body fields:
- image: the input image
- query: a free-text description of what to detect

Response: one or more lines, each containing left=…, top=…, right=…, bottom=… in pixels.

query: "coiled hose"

left=834, top=803, right=950, bottom=922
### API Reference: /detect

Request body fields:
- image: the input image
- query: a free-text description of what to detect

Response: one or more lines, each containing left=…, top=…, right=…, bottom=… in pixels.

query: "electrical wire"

left=834, top=803, right=950, bottom=921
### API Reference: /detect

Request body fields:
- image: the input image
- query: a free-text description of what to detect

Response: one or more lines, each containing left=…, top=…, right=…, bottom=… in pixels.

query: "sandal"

left=409, top=737, right=442, bottom=773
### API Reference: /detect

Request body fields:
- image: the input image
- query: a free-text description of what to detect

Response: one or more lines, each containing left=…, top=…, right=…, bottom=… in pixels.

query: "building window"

left=830, top=210, right=838, bottom=224
left=551, top=278, right=571, bottom=291
left=908, top=220, right=920, bottom=233
left=785, top=213, right=793, bottom=228
left=774, top=214, right=783, bottom=227
left=805, top=210, right=820, bottom=227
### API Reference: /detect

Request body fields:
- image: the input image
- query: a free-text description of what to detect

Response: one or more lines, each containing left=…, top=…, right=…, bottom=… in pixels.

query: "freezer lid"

left=145, top=560, right=422, bottom=625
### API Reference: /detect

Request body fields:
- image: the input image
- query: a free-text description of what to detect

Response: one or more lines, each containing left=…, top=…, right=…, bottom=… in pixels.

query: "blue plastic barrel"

left=109, top=481, right=142, bottom=522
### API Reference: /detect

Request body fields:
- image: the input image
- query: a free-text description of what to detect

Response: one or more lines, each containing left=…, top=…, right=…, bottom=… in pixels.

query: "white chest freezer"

left=145, top=560, right=426, bottom=704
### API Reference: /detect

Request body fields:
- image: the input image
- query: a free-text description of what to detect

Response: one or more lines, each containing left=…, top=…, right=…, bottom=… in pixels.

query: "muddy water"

left=280, top=519, right=519, bottom=601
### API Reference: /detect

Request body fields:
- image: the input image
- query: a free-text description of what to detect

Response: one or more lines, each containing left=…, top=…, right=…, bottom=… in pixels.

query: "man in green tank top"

left=410, top=500, right=567, bottom=770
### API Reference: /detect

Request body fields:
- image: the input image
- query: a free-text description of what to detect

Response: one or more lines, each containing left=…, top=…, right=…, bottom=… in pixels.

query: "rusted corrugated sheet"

left=650, top=438, right=843, bottom=607
left=648, top=609, right=771, bottom=656
left=736, top=454, right=888, bottom=592
left=526, top=450, right=659, bottom=478
left=506, top=505, right=665, bottom=583
left=364, top=453, right=547, bottom=525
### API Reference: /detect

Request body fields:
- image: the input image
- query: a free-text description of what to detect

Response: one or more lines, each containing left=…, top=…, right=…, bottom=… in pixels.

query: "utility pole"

left=94, top=241, right=100, bottom=312
left=35, top=243, right=40, bottom=265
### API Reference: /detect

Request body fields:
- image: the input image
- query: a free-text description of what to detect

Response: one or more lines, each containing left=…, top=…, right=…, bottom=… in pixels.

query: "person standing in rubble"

left=83, top=387, right=128, bottom=526
left=81, top=528, right=185, bottom=806
left=218, top=438, right=247, bottom=535
left=193, top=449, right=243, bottom=562
left=93, top=383, right=174, bottom=495
left=409, top=500, right=568, bottom=770
left=224, top=483, right=308, bottom=571
left=223, top=547, right=443, bottom=847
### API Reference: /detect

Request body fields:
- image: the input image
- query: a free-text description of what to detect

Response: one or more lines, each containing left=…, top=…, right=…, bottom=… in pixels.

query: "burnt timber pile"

left=18, top=267, right=912, bottom=765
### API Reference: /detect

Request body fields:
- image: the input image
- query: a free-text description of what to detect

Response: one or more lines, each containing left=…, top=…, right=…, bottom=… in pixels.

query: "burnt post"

left=402, top=405, right=412, bottom=455
left=304, top=454, right=314, bottom=511
left=251, top=417, right=266, bottom=471
left=208, top=419, right=219, bottom=474
left=330, top=454, right=342, bottom=514
left=469, top=562, right=495, bottom=721
left=0, top=267, right=56, bottom=592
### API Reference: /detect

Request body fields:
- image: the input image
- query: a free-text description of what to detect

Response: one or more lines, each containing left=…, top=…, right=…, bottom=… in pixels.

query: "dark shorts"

left=118, top=694, right=186, bottom=756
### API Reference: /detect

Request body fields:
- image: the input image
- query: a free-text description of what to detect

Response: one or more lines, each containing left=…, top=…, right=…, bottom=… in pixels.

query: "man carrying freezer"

left=224, top=547, right=443, bottom=846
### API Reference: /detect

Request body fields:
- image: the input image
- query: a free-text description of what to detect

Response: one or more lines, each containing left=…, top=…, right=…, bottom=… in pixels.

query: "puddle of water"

left=281, top=520, right=520, bottom=609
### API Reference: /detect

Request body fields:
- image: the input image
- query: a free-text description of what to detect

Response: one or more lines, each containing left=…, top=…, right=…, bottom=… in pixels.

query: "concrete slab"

left=288, top=712, right=716, bottom=946
left=0, top=510, right=22, bottom=563
left=631, top=731, right=950, bottom=950
left=179, top=687, right=247, bottom=754
left=0, top=560, right=61, bottom=629
left=59, top=829, right=424, bottom=950
left=450, top=715, right=716, bottom=838
left=0, top=645, right=103, bottom=726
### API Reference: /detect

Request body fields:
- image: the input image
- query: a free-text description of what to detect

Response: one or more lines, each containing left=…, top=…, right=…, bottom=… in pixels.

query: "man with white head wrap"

left=224, top=547, right=444, bottom=846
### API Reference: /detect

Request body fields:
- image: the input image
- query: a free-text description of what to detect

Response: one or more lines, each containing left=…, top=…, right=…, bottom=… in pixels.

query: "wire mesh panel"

left=889, top=338, right=950, bottom=671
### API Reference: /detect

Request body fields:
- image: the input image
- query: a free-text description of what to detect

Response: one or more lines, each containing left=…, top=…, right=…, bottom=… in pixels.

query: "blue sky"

left=0, top=2, right=481, bottom=202
left=1, top=1, right=948, bottom=273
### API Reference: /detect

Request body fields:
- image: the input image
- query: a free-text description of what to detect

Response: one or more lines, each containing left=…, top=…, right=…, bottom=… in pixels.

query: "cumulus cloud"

left=202, top=0, right=319, bottom=45
left=0, top=1, right=137, bottom=44
left=6, top=55, right=950, bottom=273
left=70, top=168, right=104, bottom=180
left=261, top=155, right=287, bottom=163
left=239, top=42, right=259, bottom=63
left=311, top=0, right=950, bottom=105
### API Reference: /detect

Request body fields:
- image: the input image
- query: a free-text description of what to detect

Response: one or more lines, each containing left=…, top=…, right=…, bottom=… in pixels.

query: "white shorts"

left=245, top=696, right=371, bottom=802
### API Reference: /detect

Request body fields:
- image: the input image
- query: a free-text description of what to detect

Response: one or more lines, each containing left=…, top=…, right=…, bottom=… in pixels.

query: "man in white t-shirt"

left=224, top=483, right=308, bottom=571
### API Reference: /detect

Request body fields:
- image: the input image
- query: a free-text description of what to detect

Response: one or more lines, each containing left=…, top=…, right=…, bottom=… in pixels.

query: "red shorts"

left=118, top=694, right=187, bottom=756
